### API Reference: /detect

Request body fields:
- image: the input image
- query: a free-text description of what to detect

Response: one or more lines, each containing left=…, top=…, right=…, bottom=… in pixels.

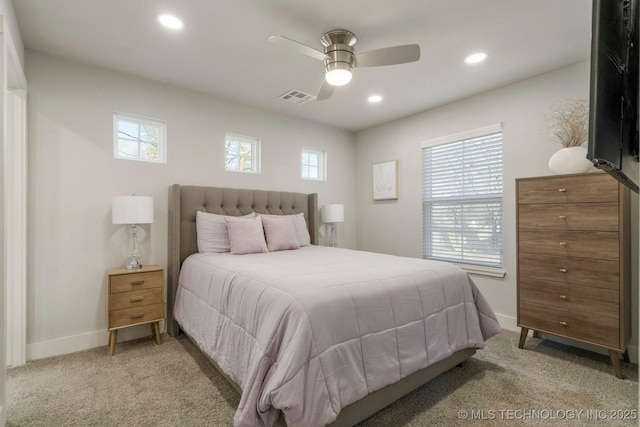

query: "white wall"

left=354, top=61, right=639, bottom=358
left=25, top=50, right=357, bottom=359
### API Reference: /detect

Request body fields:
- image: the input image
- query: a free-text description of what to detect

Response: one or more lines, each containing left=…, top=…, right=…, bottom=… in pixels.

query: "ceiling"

left=12, top=0, right=592, bottom=132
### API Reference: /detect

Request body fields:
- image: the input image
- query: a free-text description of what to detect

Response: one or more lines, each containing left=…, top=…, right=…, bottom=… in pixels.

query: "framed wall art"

left=372, top=160, right=398, bottom=200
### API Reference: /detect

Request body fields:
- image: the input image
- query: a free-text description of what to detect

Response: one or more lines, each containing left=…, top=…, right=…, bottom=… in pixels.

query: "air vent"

left=279, top=90, right=316, bottom=105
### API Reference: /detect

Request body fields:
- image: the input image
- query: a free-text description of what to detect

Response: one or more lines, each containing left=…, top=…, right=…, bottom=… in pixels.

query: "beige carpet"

left=7, top=330, right=638, bottom=426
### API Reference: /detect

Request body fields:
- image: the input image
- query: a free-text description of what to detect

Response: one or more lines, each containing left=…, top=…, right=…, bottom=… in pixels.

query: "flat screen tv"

left=587, top=0, right=639, bottom=193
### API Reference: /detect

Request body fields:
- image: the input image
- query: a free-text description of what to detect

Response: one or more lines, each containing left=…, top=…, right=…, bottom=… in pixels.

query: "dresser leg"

left=532, top=330, right=540, bottom=338
left=622, top=349, right=630, bottom=363
left=608, top=350, right=623, bottom=379
left=152, top=322, right=161, bottom=345
left=518, top=328, right=529, bottom=349
left=109, top=330, right=117, bottom=356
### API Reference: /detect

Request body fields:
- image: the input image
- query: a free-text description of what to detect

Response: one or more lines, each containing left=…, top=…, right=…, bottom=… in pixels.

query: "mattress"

left=174, top=245, right=500, bottom=427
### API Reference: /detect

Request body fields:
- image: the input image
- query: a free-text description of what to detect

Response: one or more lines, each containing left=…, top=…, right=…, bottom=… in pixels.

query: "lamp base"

left=327, top=222, right=337, bottom=248
left=125, top=224, right=143, bottom=270
left=125, top=258, right=143, bottom=270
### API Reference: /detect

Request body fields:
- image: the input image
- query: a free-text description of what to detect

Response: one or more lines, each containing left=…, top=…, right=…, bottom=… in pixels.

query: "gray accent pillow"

left=196, top=211, right=255, bottom=253
left=225, top=216, right=268, bottom=255
left=258, top=212, right=311, bottom=247
left=262, top=216, right=300, bottom=252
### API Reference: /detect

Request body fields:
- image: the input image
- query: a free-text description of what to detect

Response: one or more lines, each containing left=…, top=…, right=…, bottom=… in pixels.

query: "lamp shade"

left=112, top=195, right=154, bottom=224
left=321, top=204, right=344, bottom=223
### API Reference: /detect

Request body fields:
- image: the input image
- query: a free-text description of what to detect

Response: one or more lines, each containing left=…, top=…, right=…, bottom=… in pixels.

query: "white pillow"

left=196, top=211, right=255, bottom=253
left=292, top=213, right=312, bottom=246
left=225, top=216, right=268, bottom=255
left=261, top=216, right=300, bottom=252
left=258, top=212, right=311, bottom=247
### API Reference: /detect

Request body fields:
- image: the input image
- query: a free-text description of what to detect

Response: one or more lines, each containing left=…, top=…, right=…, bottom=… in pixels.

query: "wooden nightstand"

left=107, top=265, right=164, bottom=356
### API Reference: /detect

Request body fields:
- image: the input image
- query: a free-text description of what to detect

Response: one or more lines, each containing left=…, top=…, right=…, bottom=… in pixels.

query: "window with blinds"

left=422, top=127, right=503, bottom=268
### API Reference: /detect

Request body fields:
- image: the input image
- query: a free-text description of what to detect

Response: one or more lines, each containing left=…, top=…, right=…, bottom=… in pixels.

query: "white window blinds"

left=422, top=129, right=503, bottom=267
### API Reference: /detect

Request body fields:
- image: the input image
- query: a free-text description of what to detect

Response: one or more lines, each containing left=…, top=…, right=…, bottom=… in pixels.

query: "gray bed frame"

left=166, top=184, right=475, bottom=427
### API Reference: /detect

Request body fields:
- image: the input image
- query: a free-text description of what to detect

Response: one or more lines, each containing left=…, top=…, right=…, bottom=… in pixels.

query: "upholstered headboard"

left=166, top=184, right=318, bottom=336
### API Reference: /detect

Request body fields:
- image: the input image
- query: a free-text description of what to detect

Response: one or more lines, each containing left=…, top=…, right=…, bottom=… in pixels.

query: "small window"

left=301, top=147, right=326, bottom=181
left=113, top=113, right=166, bottom=163
left=225, top=133, right=260, bottom=174
left=421, top=125, right=504, bottom=273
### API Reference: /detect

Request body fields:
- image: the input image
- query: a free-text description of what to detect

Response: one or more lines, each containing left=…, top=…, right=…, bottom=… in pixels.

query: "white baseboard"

left=494, top=313, right=518, bottom=332
left=27, top=321, right=165, bottom=360
left=492, top=312, right=639, bottom=364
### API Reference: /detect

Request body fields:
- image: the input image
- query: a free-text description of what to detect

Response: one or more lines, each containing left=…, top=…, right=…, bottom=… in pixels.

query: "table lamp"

left=112, top=195, right=154, bottom=270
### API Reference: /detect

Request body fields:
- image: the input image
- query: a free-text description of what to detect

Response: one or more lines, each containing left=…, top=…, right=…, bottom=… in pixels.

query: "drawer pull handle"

left=558, top=268, right=567, bottom=273
left=131, top=280, right=145, bottom=286
left=130, top=313, right=144, bottom=319
left=558, top=188, right=567, bottom=192
left=130, top=296, right=145, bottom=303
left=559, top=321, right=568, bottom=326
left=559, top=295, right=567, bottom=300
left=559, top=242, right=567, bottom=246
left=558, top=215, right=566, bottom=219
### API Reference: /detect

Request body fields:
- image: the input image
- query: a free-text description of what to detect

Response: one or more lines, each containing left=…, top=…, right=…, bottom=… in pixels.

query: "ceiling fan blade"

left=355, top=44, right=420, bottom=68
left=316, top=80, right=335, bottom=101
left=269, top=35, right=329, bottom=61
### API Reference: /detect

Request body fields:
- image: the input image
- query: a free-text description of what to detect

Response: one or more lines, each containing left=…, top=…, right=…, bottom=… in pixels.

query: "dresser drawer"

left=110, top=287, right=163, bottom=311
left=110, top=303, right=164, bottom=329
left=519, top=253, right=619, bottom=290
left=518, top=230, right=619, bottom=260
left=517, top=173, right=618, bottom=204
left=519, top=278, right=619, bottom=319
left=110, top=270, right=163, bottom=293
left=519, top=302, right=620, bottom=349
left=518, top=203, right=618, bottom=231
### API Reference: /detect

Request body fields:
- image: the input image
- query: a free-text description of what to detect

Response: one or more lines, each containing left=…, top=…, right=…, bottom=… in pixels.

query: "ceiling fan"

left=269, top=29, right=420, bottom=101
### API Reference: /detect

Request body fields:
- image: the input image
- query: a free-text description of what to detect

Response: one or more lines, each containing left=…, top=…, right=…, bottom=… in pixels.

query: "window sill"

left=454, top=263, right=506, bottom=278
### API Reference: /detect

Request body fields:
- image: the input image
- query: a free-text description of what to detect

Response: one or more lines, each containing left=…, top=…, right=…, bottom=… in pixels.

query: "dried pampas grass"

left=548, top=99, right=589, bottom=148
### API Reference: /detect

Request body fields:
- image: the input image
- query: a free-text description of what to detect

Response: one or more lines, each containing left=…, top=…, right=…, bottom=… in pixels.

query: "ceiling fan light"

left=325, top=69, right=352, bottom=86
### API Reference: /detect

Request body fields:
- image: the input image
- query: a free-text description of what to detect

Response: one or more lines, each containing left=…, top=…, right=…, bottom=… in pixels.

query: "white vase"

left=548, top=146, right=593, bottom=175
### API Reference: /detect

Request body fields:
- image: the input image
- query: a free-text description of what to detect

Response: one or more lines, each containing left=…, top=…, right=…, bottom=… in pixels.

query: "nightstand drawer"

left=519, top=302, right=620, bottom=349
left=519, top=253, right=619, bottom=290
left=110, top=304, right=164, bottom=329
left=110, top=270, right=163, bottom=293
left=518, top=230, right=619, bottom=260
left=519, top=278, right=619, bottom=319
left=518, top=203, right=618, bottom=231
left=517, top=173, right=618, bottom=204
left=110, top=287, right=162, bottom=311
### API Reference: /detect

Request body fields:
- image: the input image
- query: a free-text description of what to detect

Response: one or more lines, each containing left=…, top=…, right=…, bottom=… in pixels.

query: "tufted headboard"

left=166, top=184, right=318, bottom=336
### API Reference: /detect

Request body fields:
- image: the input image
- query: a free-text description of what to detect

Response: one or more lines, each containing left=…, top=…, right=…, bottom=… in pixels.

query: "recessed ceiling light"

left=368, top=95, right=383, bottom=103
left=465, top=52, right=487, bottom=64
left=158, top=14, right=184, bottom=30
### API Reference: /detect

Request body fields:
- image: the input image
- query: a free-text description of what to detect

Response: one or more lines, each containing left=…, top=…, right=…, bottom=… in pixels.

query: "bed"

left=166, top=184, right=500, bottom=427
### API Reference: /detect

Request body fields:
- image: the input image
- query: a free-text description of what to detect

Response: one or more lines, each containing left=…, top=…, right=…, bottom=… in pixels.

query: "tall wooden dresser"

left=516, top=172, right=631, bottom=378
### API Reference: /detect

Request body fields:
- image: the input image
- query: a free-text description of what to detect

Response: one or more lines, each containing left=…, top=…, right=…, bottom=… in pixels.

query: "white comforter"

left=174, top=246, right=500, bottom=427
